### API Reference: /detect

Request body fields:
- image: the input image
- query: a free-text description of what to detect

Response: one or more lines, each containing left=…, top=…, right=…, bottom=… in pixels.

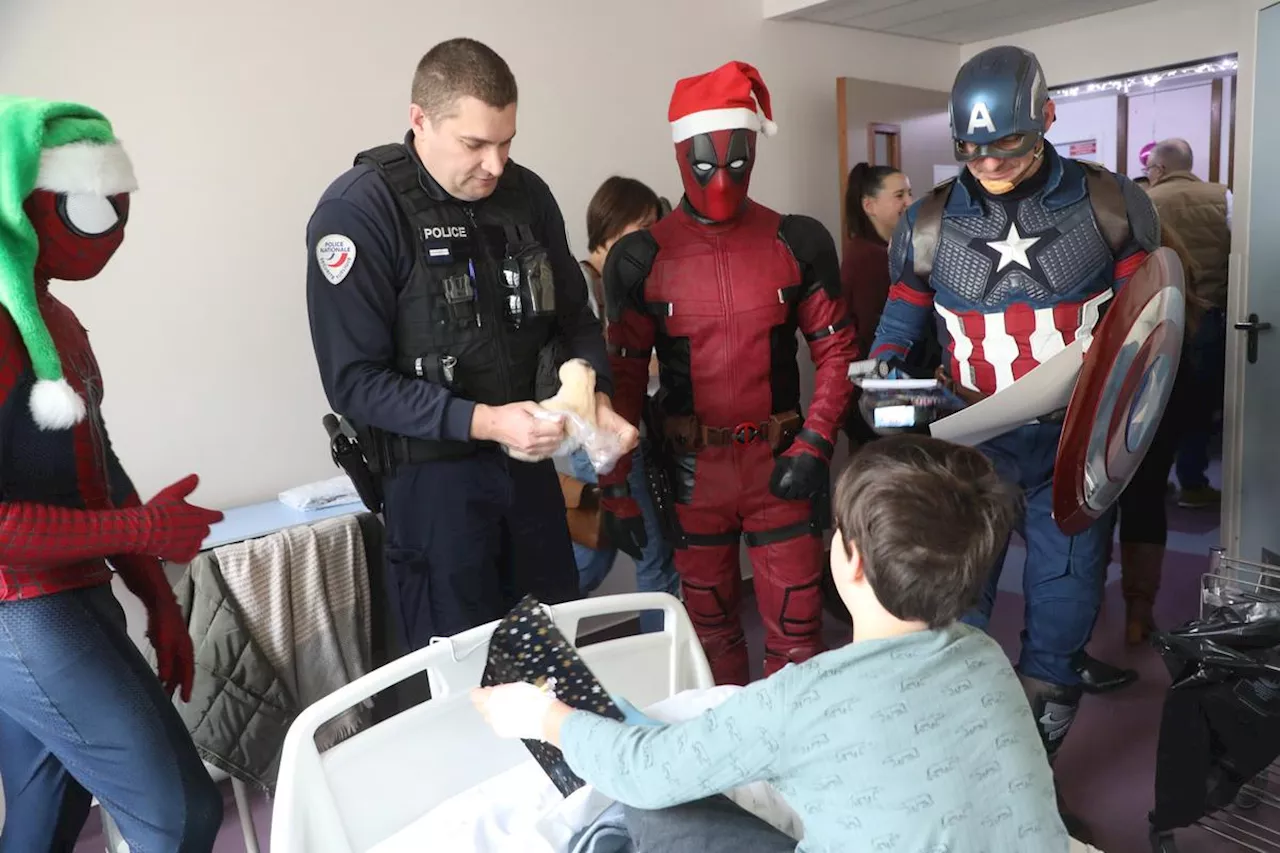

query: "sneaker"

left=1177, top=486, right=1221, bottom=509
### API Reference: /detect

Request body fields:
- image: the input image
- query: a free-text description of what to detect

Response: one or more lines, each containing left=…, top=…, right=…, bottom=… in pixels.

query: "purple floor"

left=74, top=499, right=1231, bottom=853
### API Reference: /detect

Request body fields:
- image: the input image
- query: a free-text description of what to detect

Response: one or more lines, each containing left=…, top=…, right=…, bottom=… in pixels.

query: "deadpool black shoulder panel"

left=603, top=229, right=660, bottom=324
left=778, top=214, right=841, bottom=300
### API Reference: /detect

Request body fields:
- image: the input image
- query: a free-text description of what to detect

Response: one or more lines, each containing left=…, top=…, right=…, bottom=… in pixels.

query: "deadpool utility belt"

left=663, top=411, right=803, bottom=453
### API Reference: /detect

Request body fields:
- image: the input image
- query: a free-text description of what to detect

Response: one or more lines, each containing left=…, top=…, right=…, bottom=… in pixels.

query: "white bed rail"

left=270, top=592, right=712, bottom=853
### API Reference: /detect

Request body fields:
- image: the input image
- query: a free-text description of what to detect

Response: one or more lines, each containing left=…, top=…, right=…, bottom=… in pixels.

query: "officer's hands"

left=769, top=451, right=830, bottom=501
left=594, top=393, right=639, bottom=455
left=473, top=402, right=566, bottom=458
left=601, top=494, right=647, bottom=558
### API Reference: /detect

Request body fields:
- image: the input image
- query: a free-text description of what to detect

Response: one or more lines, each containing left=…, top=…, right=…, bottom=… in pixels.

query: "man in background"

left=1145, top=138, right=1231, bottom=509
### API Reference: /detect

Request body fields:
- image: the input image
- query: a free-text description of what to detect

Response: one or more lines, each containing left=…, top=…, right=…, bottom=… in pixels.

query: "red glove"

left=141, top=474, right=225, bottom=563
left=112, top=553, right=194, bottom=701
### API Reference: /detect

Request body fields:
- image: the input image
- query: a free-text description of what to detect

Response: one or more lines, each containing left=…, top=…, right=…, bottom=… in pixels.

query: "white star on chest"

left=985, top=221, right=1040, bottom=272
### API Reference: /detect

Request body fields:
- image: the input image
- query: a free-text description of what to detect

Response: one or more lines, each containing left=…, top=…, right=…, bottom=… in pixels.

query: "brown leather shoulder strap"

left=911, top=179, right=954, bottom=284
left=1079, top=161, right=1130, bottom=257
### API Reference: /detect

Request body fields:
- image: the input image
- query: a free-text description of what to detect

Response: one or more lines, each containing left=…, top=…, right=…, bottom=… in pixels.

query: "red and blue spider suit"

left=598, top=64, right=858, bottom=686
left=0, top=97, right=224, bottom=853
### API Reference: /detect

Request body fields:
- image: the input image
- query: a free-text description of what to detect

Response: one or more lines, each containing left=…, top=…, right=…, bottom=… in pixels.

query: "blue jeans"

left=961, top=422, right=1113, bottom=687
left=571, top=444, right=680, bottom=633
left=1176, top=307, right=1227, bottom=490
left=0, top=583, right=223, bottom=852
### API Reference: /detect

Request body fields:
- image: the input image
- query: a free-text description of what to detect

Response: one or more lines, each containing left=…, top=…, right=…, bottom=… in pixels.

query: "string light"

left=1050, top=58, right=1238, bottom=100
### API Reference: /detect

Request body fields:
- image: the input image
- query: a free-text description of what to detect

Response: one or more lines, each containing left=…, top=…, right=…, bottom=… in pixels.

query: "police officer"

left=305, top=37, right=637, bottom=648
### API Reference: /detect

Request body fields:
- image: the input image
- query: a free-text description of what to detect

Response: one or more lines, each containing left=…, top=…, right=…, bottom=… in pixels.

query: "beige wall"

left=961, top=0, right=1240, bottom=86
left=843, top=78, right=953, bottom=209
left=0, top=0, right=959, bottom=514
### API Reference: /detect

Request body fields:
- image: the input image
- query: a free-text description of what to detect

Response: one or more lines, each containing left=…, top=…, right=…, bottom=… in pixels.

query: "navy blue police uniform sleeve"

left=869, top=203, right=936, bottom=359
left=1111, top=172, right=1161, bottom=289
left=306, top=193, right=475, bottom=442
left=525, top=169, right=614, bottom=397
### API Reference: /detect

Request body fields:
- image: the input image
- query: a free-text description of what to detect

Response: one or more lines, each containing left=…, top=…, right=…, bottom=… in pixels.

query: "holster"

left=559, top=473, right=608, bottom=550
left=323, top=414, right=385, bottom=515
left=639, top=397, right=686, bottom=549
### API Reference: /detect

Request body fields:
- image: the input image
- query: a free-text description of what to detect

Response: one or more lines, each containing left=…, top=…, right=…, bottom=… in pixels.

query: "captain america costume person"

left=599, top=62, right=857, bottom=686
left=869, top=46, right=1160, bottom=792
left=0, top=97, right=224, bottom=852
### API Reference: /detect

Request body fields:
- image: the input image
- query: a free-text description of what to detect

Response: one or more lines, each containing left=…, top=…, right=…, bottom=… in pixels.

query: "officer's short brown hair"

left=586, top=177, right=663, bottom=253
left=411, top=38, right=518, bottom=123
left=832, top=435, right=1020, bottom=627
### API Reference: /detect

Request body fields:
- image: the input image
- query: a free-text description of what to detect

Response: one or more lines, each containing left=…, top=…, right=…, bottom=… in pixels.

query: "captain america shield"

left=1053, top=247, right=1186, bottom=536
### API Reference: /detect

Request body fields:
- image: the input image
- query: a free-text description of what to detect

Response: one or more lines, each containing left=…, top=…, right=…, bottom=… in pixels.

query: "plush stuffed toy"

left=505, top=357, right=599, bottom=463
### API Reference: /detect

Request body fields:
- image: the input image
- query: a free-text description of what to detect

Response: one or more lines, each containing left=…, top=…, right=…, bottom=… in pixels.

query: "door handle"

left=1234, top=313, right=1273, bottom=364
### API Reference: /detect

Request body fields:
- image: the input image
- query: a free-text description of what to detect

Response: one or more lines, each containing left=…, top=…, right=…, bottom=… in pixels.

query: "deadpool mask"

left=23, top=190, right=130, bottom=282
left=677, top=129, right=756, bottom=223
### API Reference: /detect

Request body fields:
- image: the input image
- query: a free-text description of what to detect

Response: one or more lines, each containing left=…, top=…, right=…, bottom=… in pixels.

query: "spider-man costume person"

left=0, top=97, right=224, bottom=852
left=600, top=63, right=857, bottom=685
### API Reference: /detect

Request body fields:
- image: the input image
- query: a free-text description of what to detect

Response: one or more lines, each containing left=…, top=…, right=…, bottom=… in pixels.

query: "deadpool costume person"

left=0, top=97, right=224, bottom=852
left=600, top=63, right=857, bottom=685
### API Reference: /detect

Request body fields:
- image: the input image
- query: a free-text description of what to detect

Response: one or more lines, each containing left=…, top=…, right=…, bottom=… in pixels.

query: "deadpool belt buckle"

left=732, top=422, right=761, bottom=445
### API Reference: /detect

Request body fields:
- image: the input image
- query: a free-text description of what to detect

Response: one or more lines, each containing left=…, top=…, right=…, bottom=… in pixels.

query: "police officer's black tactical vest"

left=356, top=143, right=560, bottom=463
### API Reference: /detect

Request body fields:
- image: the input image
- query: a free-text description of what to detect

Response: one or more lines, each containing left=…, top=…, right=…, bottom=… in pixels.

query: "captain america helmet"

left=949, top=46, right=1049, bottom=161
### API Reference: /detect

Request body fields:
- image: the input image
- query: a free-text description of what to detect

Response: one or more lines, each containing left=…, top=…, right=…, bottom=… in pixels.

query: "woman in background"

left=840, top=163, right=939, bottom=445
left=1074, top=221, right=1208, bottom=693
left=841, top=163, right=913, bottom=357
left=569, top=176, right=679, bottom=632
left=1115, top=222, right=1205, bottom=645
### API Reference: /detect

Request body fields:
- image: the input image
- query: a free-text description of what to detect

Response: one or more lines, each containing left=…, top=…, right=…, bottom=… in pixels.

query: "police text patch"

left=316, top=234, right=357, bottom=285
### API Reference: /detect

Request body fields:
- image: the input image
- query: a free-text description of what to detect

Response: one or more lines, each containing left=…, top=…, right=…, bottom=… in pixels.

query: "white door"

left=1233, top=1, right=1280, bottom=563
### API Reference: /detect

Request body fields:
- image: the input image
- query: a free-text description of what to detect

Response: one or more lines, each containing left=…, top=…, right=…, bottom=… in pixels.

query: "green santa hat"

left=0, top=95, right=137, bottom=430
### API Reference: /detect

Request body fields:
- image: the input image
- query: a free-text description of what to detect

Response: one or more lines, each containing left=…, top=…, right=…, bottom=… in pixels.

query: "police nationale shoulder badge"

left=316, top=234, right=356, bottom=285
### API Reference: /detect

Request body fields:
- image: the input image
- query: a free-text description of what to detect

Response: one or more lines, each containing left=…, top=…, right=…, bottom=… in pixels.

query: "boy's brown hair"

left=832, top=435, right=1021, bottom=627
left=586, top=176, right=662, bottom=253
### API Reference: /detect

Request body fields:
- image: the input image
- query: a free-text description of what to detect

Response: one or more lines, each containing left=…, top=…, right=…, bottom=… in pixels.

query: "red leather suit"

left=601, top=130, right=857, bottom=684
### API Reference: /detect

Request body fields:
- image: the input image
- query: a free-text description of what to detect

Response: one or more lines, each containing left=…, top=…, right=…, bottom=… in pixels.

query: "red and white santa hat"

left=668, top=61, right=778, bottom=144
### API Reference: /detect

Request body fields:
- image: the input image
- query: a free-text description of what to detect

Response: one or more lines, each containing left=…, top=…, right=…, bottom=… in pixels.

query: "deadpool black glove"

left=769, top=452, right=830, bottom=501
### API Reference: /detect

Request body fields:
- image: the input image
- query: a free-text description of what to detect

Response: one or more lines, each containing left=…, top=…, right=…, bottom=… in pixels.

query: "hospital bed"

left=270, top=592, right=714, bottom=853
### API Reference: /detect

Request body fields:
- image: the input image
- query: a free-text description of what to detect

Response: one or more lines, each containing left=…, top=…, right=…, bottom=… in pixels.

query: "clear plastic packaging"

left=535, top=409, right=624, bottom=475
left=504, top=409, right=625, bottom=475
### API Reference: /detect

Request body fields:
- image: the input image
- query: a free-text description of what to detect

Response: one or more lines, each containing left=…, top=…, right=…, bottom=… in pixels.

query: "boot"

left=1073, top=651, right=1139, bottom=694
left=1021, top=674, right=1093, bottom=842
left=1121, top=542, right=1164, bottom=645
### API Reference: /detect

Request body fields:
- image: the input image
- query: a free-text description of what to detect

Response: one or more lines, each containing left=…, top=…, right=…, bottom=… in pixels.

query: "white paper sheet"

left=928, top=339, right=1085, bottom=447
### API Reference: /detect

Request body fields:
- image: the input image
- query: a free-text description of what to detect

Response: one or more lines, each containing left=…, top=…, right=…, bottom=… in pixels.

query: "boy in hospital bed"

left=472, top=434, right=1070, bottom=852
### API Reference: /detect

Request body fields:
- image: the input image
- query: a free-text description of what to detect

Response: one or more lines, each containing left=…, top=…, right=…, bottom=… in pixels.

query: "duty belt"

left=663, top=411, right=803, bottom=452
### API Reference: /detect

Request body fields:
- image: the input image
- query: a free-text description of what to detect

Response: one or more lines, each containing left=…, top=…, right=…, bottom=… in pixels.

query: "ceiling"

left=762, top=0, right=1154, bottom=45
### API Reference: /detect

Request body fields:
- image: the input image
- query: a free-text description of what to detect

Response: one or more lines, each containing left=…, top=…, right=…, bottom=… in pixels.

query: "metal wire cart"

left=1149, top=553, right=1280, bottom=853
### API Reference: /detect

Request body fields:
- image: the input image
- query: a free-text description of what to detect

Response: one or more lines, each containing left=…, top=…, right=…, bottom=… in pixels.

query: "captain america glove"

left=611, top=694, right=663, bottom=727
